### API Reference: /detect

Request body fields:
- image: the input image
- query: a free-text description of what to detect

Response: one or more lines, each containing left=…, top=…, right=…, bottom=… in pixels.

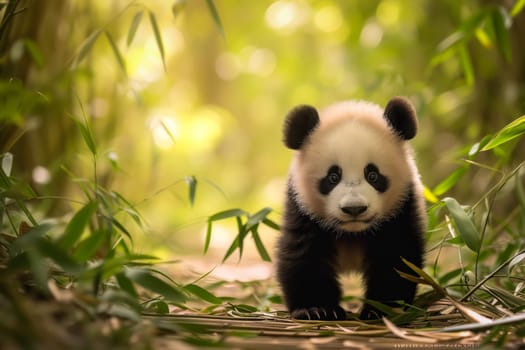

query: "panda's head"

left=284, top=97, right=419, bottom=233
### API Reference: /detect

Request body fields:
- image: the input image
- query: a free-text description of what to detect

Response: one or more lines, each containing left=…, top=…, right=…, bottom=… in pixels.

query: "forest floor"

left=2, top=257, right=525, bottom=349
left=146, top=259, right=521, bottom=350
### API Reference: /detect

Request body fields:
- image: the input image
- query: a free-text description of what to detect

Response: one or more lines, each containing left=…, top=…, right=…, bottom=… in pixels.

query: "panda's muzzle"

left=341, top=205, right=368, bottom=217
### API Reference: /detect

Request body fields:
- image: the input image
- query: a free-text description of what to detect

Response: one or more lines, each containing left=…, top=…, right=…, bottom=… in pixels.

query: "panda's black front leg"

left=360, top=262, right=417, bottom=319
left=277, top=221, right=346, bottom=320
left=277, top=252, right=346, bottom=321
left=361, top=246, right=422, bottom=319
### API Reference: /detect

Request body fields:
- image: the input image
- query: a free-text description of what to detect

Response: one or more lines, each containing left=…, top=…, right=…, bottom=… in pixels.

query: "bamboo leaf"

left=433, top=166, right=468, bottom=196
left=185, top=175, right=197, bottom=207
left=145, top=299, right=170, bottom=314
left=383, top=317, right=437, bottom=343
left=71, top=29, right=102, bottom=68
left=204, top=220, right=213, bottom=254
left=448, top=300, right=492, bottom=323
left=77, top=119, right=97, bottom=156
left=475, top=27, right=493, bottom=48
left=435, top=9, right=487, bottom=54
left=246, top=207, right=272, bottom=230
left=125, top=268, right=186, bottom=302
left=401, top=257, right=449, bottom=297
left=58, top=201, right=98, bottom=249
left=148, top=11, right=166, bottom=71
left=1, top=152, right=13, bottom=176
left=73, top=229, right=105, bottom=262
left=9, top=223, right=53, bottom=255
left=116, top=272, right=138, bottom=298
left=442, top=197, right=480, bottom=252
left=251, top=226, right=271, bottom=262
left=37, top=238, right=82, bottom=273
left=205, top=0, right=224, bottom=38
left=458, top=44, right=474, bottom=86
left=490, top=6, right=512, bottom=62
left=183, top=283, right=222, bottom=304
left=222, top=228, right=243, bottom=263
left=110, top=217, right=133, bottom=242
left=423, top=185, right=440, bottom=203
left=209, top=208, right=246, bottom=222
left=235, top=216, right=244, bottom=261
left=509, top=252, right=525, bottom=271
left=159, top=119, right=177, bottom=145
left=112, top=191, right=143, bottom=227
left=205, top=208, right=246, bottom=255
left=468, top=134, right=493, bottom=157
left=71, top=111, right=97, bottom=156
left=511, top=0, right=525, bottom=17
left=438, top=268, right=463, bottom=285
left=105, top=31, right=127, bottom=76
left=441, top=312, right=525, bottom=332
left=127, top=10, right=143, bottom=46
left=396, top=270, right=428, bottom=285
left=481, top=115, right=525, bottom=151
left=262, top=218, right=280, bottom=230
left=483, top=285, right=525, bottom=309
left=517, top=171, right=525, bottom=221
left=222, top=217, right=249, bottom=263
left=23, top=39, right=44, bottom=68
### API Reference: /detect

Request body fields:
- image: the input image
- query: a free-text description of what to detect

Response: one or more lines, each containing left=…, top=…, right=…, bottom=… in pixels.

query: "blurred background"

left=1, top=0, right=524, bottom=263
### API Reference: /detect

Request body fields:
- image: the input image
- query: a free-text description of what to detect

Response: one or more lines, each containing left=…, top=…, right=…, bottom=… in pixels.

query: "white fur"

left=290, top=100, right=422, bottom=234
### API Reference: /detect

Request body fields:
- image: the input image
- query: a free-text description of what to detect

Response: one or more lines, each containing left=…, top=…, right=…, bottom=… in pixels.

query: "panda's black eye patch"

left=364, top=163, right=389, bottom=193
left=319, top=165, right=342, bottom=195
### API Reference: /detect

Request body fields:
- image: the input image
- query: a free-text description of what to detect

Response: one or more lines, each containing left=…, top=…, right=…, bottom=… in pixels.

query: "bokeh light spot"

left=314, top=5, right=343, bottom=33
left=376, top=0, right=401, bottom=27
left=360, top=20, right=383, bottom=48
left=246, top=48, right=276, bottom=76
left=32, top=166, right=51, bottom=184
left=265, top=0, right=309, bottom=33
left=215, top=52, right=242, bottom=80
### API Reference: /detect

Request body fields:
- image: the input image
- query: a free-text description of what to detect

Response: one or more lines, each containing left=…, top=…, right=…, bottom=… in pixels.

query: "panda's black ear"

left=283, top=105, right=320, bottom=150
left=384, top=97, right=418, bottom=140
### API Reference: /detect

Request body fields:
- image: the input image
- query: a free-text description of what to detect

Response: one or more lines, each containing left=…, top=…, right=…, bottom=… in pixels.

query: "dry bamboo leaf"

left=334, top=324, right=390, bottom=336
left=450, top=300, right=492, bottom=323
left=383, top=317, right=437, bottom=343
left=413, top=330, right=473, bottom=341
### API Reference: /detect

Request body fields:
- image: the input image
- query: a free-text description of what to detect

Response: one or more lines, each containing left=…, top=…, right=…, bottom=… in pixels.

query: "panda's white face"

left=290, top=103, right=415, bottom=233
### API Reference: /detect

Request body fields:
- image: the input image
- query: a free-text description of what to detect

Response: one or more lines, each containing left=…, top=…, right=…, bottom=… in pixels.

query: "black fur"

left=364, top=163, right=389, bottom=193
left=383, top=97, right=418, bottom=140
left=276, top=184, right=425, bottom=321
left=283, top=105, right=320, bottom=150
left=318, top=165, right=342, bottom=195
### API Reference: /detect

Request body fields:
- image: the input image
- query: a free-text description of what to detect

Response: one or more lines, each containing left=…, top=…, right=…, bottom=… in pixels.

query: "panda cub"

left=276, top=97, right=426, bottom=321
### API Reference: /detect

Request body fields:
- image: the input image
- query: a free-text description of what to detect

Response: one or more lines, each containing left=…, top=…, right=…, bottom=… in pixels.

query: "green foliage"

left=433, top=4, right=517, bottom=84
left=148, top=10, right=166, bottom=72
left=0, top=119, right=221, bottom=347
left=205, top=207, right=278, bottom=263
left=419, top=113, right=525, bottom=343
left=204, top=0, right=224, bottom=38
left=442, top=197, right=480, bottom=252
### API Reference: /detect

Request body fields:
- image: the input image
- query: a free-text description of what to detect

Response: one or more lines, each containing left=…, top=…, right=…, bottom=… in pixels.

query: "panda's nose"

left=341, top=205, right=368, bottom=217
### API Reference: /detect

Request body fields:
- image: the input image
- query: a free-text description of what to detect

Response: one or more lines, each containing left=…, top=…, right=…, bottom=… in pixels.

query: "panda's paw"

left=291, top=306, right=346, bottom=321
